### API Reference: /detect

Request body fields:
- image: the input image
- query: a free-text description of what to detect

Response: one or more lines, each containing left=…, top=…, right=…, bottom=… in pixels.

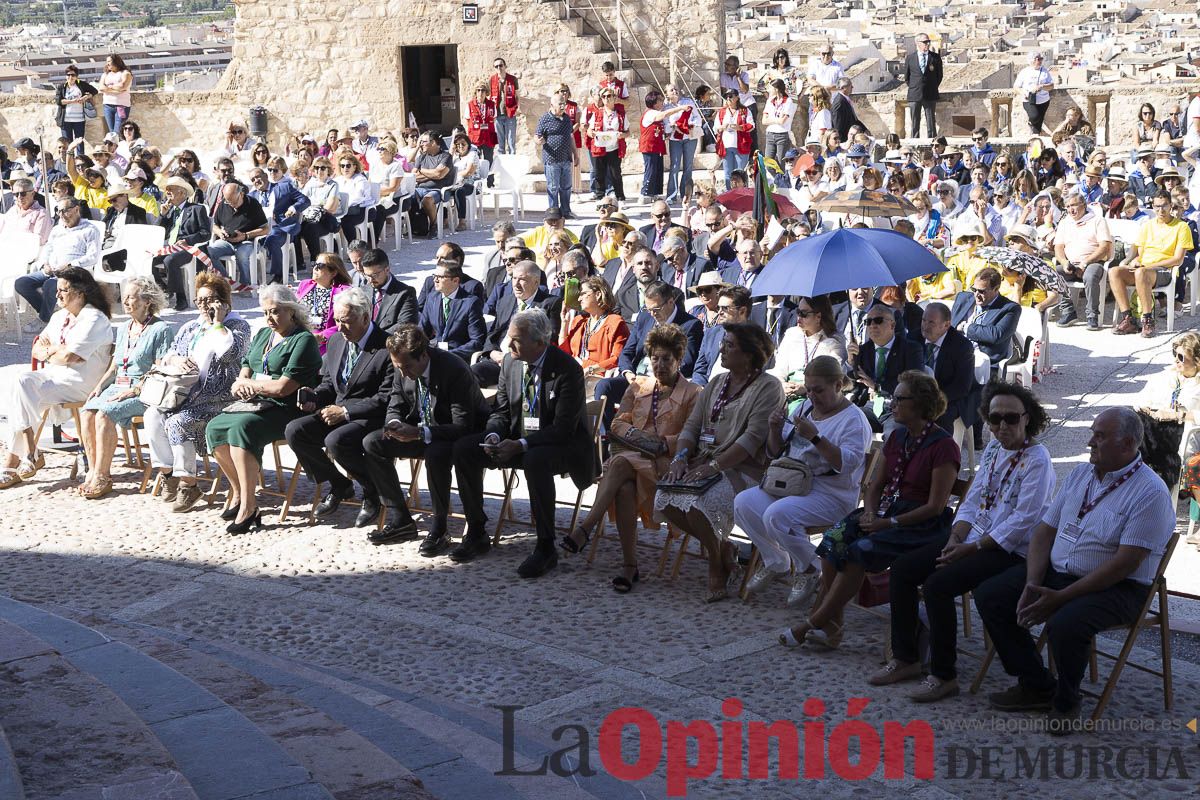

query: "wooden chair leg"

left=271, top=441, right=288, bottom=492
left=1089, top=626, right=1142, bottom=721
left=129, top=421, right=145, bottom=469
left=308, top=480, right=324, bottom=523
left=740, top=548, right=762, bottom=600
left=969, top=641, right=998, bottom=695
left=140, top=464, right=155, bottom=494
left=1089, top=642, right=1099, bottom=684
left=656, top=524, right=677, bottom=577
left=407, top=458, right=426, bottom=512
left=278, top=462, right=305, bottom=524
left=69, top=408, right=83, bottom=480
left=670, top=531, right=692, bottom=580
left=1158, top=584, right=1173, bottom=711
left=492, top=468, right=517, bottom=546
left=961, top=592, right=973, bottom=639
left=120, top=426, right=135, bottom=467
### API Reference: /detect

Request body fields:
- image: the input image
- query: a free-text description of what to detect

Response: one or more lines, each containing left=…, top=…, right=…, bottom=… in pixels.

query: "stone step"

left=0, top=595, right=328, bottom=800
left=0, top=617, right=197, bottom=800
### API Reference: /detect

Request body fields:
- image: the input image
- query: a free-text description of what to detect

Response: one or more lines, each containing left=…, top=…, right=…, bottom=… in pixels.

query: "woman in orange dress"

left=559, top=323, right=700, bottom=592
left=558, top=276, right=630, bottom=379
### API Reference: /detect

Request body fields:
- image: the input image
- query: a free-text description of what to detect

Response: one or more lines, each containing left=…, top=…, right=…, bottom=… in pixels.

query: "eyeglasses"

left=314, top=165, right=331, bottom=171
left=716, top=304, right=735, bottom=314
left=651, top=212, right=670, bottom=219
left=797, top=309, right=816, bottom=318
left=1141, top=111, right=1154, bottom=115
left=230, top=129, right=246, bottom=135
left=268, top=167, right=282, bottom=174
left=971, top=286, right=990, bottom=295
left=972, top=137, right=985, bottom=142
left=892, top=394, right=913, bottom=402
left=597, top=204, right=616, bottom=211
left=864, top=316, right=890, bottom=325
left=14, top=190, right=33, bottom=197
left=987, top=411, right=1026, bottom=426
left=820, top=51, right=831, bottom=56
left=196, top=296, right=222, bottom=306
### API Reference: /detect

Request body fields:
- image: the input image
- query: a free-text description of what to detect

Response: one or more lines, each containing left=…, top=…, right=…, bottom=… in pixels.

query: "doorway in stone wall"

left=400, top=45, right=461, bottom=132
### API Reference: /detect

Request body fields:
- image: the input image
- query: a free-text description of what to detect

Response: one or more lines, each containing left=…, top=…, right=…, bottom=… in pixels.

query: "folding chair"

left=208, top=440, right=309, bottom=524
left=969, top=532, right=1178, bottom=721
left=32, top=343, right=115, bottom=480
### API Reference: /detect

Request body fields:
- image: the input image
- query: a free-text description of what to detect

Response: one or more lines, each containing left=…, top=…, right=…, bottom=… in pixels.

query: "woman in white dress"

left=0, top=267, right=113, bottom=488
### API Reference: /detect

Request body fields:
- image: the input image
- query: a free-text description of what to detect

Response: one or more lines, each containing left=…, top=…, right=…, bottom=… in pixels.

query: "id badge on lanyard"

left=115, top=375, right=132, bottom=388
left=1058, top=520, right=1082, bottom=545
left=523, top=414, right=541, bottom=433
left=698, top=426, right=716, bottom=449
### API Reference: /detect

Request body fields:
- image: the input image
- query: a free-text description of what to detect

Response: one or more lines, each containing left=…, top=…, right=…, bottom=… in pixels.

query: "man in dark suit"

left=693, top=285, right=751, bottom=387
left=451, top=308, right=596, bottom=578
left=483, top=221, right=518, bottom=300
left=614, top=244, right=662, bottom=322
left=659, top=234, right=704, bottom=297
left=750, top=296, right=797, bottom=349
left=830, top=78, right=868, bottom=140
left=483, top=244, right=537, bottom=316
left=950, top=267, right=1020, bottom=375
left=415, top=242, right=485, bottom=306
left=834, top=286, right=904, bottom=345
left=921, top=302, right=977, bottom=433
left=154, top=176, right=212, bottom=311
left=847, top=307, right=925, bottom=433
left=474, top=259, right=562, bottom=387
left=418, top=261, right=486, bottom=361
left=361, top=325, right=490, bottom=551
left=901, top=33, right=942, bottom=139
left=361, top=247, right=418, bottom=332
left=577, top=195, right=619, bottom=251
left=595, top=280, right=703, bottom=429
left=98, top=184, right=149, bottom=273
left=285, top=289, right=394, bottom=531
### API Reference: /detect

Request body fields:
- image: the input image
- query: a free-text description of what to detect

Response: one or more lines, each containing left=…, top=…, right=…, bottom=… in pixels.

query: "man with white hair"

left=0, top=177, right=51, bottom=245
left=974, top=408, right=1174, bottom=735
left=285, top=289, right=395, bottom=533
left=451, top=308, right=595, bottom=578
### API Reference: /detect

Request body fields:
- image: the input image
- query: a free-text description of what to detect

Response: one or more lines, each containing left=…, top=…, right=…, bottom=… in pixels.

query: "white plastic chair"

left=436, top=186, right=459, bottom=239
left=94, top=224, right=166, bottom=289
left=319, top=192, right=351, bottom=258
left=480, top=154, right=528, bottom=219
left=353, top=182, right=380, bottom=248
left=0, top=230, right=43, bottom=340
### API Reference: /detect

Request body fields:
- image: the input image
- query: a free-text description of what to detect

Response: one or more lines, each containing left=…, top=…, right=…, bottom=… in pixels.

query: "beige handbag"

left=138, top=366, right=199, bottom=411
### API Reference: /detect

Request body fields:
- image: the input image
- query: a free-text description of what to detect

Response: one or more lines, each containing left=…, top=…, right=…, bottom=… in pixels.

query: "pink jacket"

left=296, top=279, right=350, bottom=353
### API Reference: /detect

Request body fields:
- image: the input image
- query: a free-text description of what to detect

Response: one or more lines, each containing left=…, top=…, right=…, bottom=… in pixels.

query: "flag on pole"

left=751, top=150, right=779, bottom=233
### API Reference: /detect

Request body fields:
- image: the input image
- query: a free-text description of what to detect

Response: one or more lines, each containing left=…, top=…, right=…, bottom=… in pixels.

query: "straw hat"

left=604, top=211, right=635, bottom=233
left=162, top=176, right=196, bottom=196
left=952, top=222, right=986, bottom=244
left=1005, top=224, right=1037, bottom=246
left=1155, top=166, right=1182, bottom=185
left=688, top=271, right=730, bottom=295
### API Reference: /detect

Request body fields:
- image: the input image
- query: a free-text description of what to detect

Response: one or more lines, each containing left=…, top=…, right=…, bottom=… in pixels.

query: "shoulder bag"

left=139, top=365, right=199, bottom=411
left=759, top=403, right=815, bottom=498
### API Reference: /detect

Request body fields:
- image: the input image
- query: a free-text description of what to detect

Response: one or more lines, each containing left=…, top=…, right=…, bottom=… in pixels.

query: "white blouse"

left=769, top=329, right=848, bottom=383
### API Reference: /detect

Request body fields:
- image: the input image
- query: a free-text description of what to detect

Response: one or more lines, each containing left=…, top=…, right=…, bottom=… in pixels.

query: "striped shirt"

left=1044, top=458, right=1174, bottom=585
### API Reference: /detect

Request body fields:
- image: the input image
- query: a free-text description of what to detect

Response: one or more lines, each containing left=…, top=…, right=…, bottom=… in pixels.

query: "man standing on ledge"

left=902, top=33, right=942, bottom=139
left=490, top=57, right=520, bottom=155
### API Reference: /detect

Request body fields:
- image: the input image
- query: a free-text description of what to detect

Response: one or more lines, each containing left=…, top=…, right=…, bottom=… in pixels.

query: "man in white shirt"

left=974, top=408, right=1175, bottom=734
left=720, top=56, right=757, bottom=152
left=806, top=45, right=845, bottom=95
left=1053, top=194, right=1113, bottom=330
left=14, top=197, right=101, bottom=328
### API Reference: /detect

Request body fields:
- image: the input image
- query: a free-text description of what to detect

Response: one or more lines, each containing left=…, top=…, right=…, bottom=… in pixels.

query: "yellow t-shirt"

left=907, top=269, right=958, bottom=302
left=129, top=192, right=161, bottom=217
left=523, top=224, right=579, bottom=263
left=1135, top=218, right=1193, bottom=271
left=1000, top=276, right=1047, bottom=307
left=72, top=175, right=110, bottom=211
left=945, top=249, right=988, bottom=289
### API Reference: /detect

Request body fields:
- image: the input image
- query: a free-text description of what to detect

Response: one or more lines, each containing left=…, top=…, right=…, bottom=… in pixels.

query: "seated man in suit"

left=834, top=285, right=904, bottom=344
left=416, top=241, right=485, bottom=306
left=247, top=165, right=310, bottom=284
left=285, top=289, right=394, bottom=532
left=483, top=221, right=518, bottom=300
left=950, top=267, right=1020, bottom=377
left=847, top=306, right=925, bottom=433
left=595, top=279, right=703, bottom=430
left=693, top=285, right=751, bottom=387
left=361, top=325, right=490, bottom=551
left=419, top=261, right=486, bottom=361
left=473, top=259, right=562, bottom=387
left=483, top=244, right=538, bottom=315
left=361, top=247, right=418, bottom=332
left=718, top=238, right=767, bottom=297
left=921, top=301, right=977, bottom=433
left=451, top=308, right=596, bottom=577
left=614, top=244, right=663, bottom=322
left=154, top=176, right=212, bottom=311
left=751, top=295, right=797, bottom=349
left=659, top=234, right=704, bottom=298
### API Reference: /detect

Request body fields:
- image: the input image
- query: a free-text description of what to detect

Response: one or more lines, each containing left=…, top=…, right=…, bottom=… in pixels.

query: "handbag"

left=760, top=456, right=813, bottom=498
left=656, top=472, right=722, bottom=495
left=609, top=426, right=665, bottom=459
left=138, top=366, right=199, bottom=411
left=1136, top=409, right=1184, bottom=489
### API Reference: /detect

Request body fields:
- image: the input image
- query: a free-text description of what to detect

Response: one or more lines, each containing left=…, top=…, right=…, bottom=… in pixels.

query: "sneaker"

left=787, top=568, right=821, bottom=608
left=172, top=483, right=204, bottom=513
left=909, top=675, right=960, bottom=703
left=1141, top=314, right=1155, bottom=338
left=1113, top=313, right=1138, bottom=335
left=868, top=659, right=923, bottom=686
left=743, top=565, right=784, bottom=597
left=160, top=475, right=180, bottom=503
left=987, top=682, right=1053, bottom=712
left=1085, top=314, right=1100, bottom=331
left=1055, top=307, right=1077, bottom=328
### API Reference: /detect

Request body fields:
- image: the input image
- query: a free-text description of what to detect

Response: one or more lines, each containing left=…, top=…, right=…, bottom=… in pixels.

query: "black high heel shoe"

left=220, top=496, right=240, bottom=521
left=611, top=565, right=640, bottom=594
left=558, top=525, right=591, bottom=554
left=226, top=510, right=262, bottom=535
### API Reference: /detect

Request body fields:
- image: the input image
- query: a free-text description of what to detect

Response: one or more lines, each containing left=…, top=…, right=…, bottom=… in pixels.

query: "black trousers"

left=593, top=151, right=624, bottom=201
left=452, top=432, right=574, bottom=549
left=153, top=251, right=196, bottom=298
left=974, top=564, right=1149, bottom=712
left=361, top=431, right=455, bottom=520
left=889, top=538, right=1024, bottom=680
left=1022, top=100, right=1050, bottom=134
left=283, top=415, right=379, bottom=497
left=299, top=214, right=339, bottom=264
left=908, top=100, right=937, bottom=138
left=470, top=358, right=502, bottom=388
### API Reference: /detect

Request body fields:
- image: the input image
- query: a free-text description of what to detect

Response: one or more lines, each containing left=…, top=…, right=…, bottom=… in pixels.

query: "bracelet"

left=889, top=517, right=899, bottom=528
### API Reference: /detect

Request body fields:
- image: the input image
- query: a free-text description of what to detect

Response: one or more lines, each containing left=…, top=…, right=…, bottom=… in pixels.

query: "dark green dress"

left=205, top=326, right=322, bottom=462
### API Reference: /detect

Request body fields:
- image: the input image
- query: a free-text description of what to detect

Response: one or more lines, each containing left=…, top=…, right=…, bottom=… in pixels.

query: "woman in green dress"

left=207, top=284, right=322, bottom=533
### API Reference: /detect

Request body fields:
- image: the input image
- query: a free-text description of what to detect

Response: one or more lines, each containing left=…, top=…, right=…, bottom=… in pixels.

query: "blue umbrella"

left=751, top=228, right=948, bottom=297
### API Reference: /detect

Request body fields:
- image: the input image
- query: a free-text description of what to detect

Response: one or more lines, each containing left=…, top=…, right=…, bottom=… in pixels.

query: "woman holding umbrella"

left=985, top=224, right=1063, bottom=312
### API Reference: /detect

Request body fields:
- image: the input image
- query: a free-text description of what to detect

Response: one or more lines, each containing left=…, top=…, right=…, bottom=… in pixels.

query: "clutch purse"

left=609, top=427, right=665, bottom=459
left=221, top=399, right=273, bottom=414
left=656, top=472, right=722, bottom=495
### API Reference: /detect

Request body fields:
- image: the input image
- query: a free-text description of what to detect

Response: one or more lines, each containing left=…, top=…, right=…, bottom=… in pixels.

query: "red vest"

left=589, top=104, right=627, bottom=158
left=715, top=107, right=752, bottom=157
left=639, top=111, right=666, bottom=155
left=489, top=73, right=519, bottom=115
left=599, top=76, right=628, bottom=99
left=467, top=98, right=498, bottom=148
left=564, top=100, right=582, bottom=148
left=669, top=105, right=693, bottom=141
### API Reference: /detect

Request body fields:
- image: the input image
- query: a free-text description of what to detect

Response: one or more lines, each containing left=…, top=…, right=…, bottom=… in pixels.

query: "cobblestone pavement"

left=1, top=201, right=1199, bottom=798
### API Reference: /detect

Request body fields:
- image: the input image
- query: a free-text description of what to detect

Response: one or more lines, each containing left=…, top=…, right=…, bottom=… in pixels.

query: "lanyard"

left=1077, top=460, right=1142, bottom=520
left=980, top=440, right=1029, bottom=511
left=878, top=421, right=934, bottom=515
left=710, top=371, right=759, bottom=425
left=58, top=313, right=76, bottom=346
left=261, top=332, right=285, bottom=375
left=120, top=319, right=147, bottom=376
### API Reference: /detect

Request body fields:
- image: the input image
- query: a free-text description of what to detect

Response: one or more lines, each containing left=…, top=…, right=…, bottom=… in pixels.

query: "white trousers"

left=0, top=364, right=86, bottom=458
left=733, top=486, right=852, bottom=574
left=143, top=405, right=198, bottom=477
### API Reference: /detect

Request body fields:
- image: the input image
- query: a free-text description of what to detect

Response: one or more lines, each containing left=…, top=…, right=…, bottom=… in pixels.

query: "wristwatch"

left=708, top=459, right=721, bottom=473
left=809, top=434, right=823, bottom=446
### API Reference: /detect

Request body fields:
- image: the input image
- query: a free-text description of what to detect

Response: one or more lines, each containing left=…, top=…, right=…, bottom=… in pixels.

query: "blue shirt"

left=535, top=112, right=575, bottom=165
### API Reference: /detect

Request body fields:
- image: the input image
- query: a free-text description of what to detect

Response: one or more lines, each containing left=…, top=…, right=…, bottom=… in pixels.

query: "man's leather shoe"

left=355, top=495, right=383, bottom=527
left=368, top=519, right=418, bottom=544
left=449, top=534, right=491, bottom=563
left=315, top=482, right=355, bottom=516
left=419, top=529, right=452, bottom=557
left=517, top=548, right=558, bottom=579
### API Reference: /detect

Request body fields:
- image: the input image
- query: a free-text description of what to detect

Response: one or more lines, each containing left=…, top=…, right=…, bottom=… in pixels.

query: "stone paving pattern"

left=2, top=200, right=1200, bottom=798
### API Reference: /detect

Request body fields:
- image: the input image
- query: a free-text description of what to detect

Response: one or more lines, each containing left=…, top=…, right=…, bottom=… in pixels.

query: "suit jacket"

left=661, top=253, right=705, bottom=295
left=718, top=263, right=769, bottom=298
left=854, top=336, right=925, bottom=399
left=928, top=327, right=977, bottom=430
left=615, top=277, right=644, bottom=323
left=750, top=301, right=797, bottom=348
left=618, top=305, right=704, bottom=378
left=602, top=256, right=636, bottom=290
left=691, top=324, right=724, bottom=387
left=578, top=223, right=600, bottom=252
left=372, top=276, right=419, bottom=333
left=902, top=50, right=943, bottom=102
left=484, top=287, right=562, bottom=354
left=103, top=203, right=148, bottom=240
left=312, top=324, right=394, bottom=423
left=251, top=179, right=310, bottom=237
left=385, top=347, right=489, bottom=441
left=417, top=273, right=485, bottom=307
left=950, top=292, right=1020, bottom=368
left=158, top=202, right=210, bottom=246
left=830, top=92, right=867, bottom=139
left=490, top=344, right=596, bottom=489
left=833, top=299, right=904, bottom=344
left=483, top=252, right=507, bottom=300
left=419, top=286, right=487, bottom=359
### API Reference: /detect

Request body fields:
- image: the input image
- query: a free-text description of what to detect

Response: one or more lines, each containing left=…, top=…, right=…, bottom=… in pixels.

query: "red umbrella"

left=716, top=187, right=800, bottom=219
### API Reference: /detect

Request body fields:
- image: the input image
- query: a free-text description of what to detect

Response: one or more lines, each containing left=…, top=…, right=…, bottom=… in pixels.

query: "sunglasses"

left=268, top=167, right=282, bottom=173
left=864, top=316, right=890, bottom=325
left=820, top=51, right=832, bottom=56
left=1176, top=352, right=1188, bottom=362
left=314, top=165, right=331, bottom=171
left=597, top=204, right=616, bottom=211
left=987, top=411, right=1026, bottom=426
left=972, top=137, right=985, bottom=142
left=971, top=286, right=990, bottom=294
left=797, top=309, right=817, bottom=318
left=230, top=129, right=246, bottom=135
left=652, top=212, right=670, bottom=219
left=339, top=162, right=356, bottom=167
left=13, top=190, right=34, bottom=197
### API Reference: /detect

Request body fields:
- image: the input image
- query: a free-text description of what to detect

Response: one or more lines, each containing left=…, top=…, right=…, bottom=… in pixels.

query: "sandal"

left=779, top=619, right=812, bottom=648
left=16, top=452, right=44, bottom=481
left=0, top=468, right=21, bottom=489
left=81, top=475, right=113, bottom=500
left=704, top=541, right=738, bottom=603
left=558, top=524, right=591, bottom=555
left=807, top=618, right=844, bottom=650
left=611, top=565, right=640, bottom=594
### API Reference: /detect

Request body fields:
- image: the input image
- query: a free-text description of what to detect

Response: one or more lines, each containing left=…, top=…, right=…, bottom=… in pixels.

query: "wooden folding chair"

left=970, top=532, right=1178, bottom=721
left=208, top=440, right=309, bottom=524
left=33, top=401, right=87, bottom=480
left=118, top=417, right=147, bottom=468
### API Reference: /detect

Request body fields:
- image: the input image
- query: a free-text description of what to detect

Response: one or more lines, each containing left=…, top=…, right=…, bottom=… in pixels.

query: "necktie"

left=518, top=299, right=527, bottom=313
left=523, top=362, right=537, bottom=413
left=924, top=341, right=937, bottom=367
left=442, top=295, right=451, bottom=326
left=767, top=307, right=778, bottom=337
left=417, top=377, right=431, bottom=426
left=653, top=228, right=664, bottom=250
left=852, top=310, right=864, bottom=341
left=373, top=289, right=383, bottom=321
left=168, top=208, right=184, bottom=244
left=875, top=346, right=889, bottom=382
left=920, top=54, right=927, bottom=72
left=342, top=342, right=360, bottom=385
